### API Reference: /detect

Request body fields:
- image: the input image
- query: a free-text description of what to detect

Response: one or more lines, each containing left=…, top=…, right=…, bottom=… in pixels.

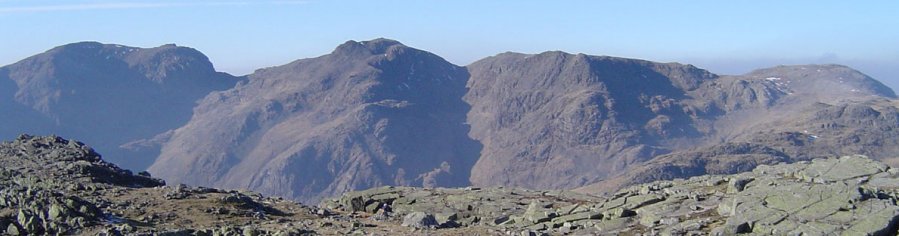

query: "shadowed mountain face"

left=0, top=69, right=49, bottom=137
left=577, top=65, right=899, bottom=194
left=0, top=42, right=242, bottom=170
left=149, top=39, right=481, bottom=203
left=465, top=51, right=899, bottom=193
left=463, top=52, right=719, bottom=189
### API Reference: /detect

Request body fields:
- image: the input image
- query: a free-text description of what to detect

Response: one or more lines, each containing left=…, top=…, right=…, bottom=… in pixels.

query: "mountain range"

left=2, top=39, right=896, bottom=203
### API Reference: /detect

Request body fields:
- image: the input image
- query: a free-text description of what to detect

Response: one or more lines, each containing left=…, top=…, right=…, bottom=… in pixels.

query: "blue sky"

left=1, top=0, right=898, bottom=89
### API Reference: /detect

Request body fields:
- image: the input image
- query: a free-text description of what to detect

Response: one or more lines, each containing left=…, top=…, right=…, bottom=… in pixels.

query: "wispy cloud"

left=0, top=1, right=307, bottom=14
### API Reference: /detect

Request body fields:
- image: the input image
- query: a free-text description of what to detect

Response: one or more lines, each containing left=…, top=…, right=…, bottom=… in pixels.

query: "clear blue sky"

left=2, top=0, right=898, bottom=89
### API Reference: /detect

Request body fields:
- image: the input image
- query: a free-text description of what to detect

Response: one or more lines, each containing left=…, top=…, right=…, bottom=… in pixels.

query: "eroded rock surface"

left=328, top=155, right=899, bottom=235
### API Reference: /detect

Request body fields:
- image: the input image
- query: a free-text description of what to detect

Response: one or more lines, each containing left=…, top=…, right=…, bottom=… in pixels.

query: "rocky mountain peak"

left=472, top=51, right=716, bottom=92
left=150, top=38, right=479, bottom=203
left=361, top=38, right=404, bottom=54
left=121, top=45, right=217, bottom=83
left=745, top=64, right=896, bottom=99
left=50, top=41, right=106, bottom=52
left=464, top=51, right=721, bottom=189
left=0, top=42, right=242, bottom=171
left=13, top=41, right=221, bottom=87
left=332, top=38, right=405, bottom=58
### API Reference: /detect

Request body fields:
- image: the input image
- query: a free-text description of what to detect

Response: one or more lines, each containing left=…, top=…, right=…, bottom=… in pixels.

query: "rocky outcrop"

left=328, top=155, right=899, bottom=235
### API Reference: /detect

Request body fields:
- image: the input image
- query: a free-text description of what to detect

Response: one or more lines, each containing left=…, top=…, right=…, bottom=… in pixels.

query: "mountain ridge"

left=3, top=38, right=897, bottom=205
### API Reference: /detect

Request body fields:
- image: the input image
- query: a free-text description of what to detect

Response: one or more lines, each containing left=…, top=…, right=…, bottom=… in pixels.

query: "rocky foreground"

left=326, top=155, right=899, bottom=235
left=2, top=135, right=899, bottom=235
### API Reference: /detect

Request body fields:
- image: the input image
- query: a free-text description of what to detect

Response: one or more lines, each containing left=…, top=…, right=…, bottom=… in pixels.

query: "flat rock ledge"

left=326, top=155, right=899, bottom=235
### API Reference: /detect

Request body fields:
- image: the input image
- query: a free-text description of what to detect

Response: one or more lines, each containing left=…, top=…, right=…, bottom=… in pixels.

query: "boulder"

left=435, top=212, right=459, bottom=228
left=6, top=223, right=20, bottom=236
left=401, top=212, right=438, bottom=229
left=726, top=177, right=754, bottom=193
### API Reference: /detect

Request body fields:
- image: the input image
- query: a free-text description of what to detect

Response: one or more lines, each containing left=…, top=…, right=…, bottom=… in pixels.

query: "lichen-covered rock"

left=401, top=212, right=438, bottom=229
left=325, top=155, right=899, bottom=235
left=434, top=212, right=459, bottom=228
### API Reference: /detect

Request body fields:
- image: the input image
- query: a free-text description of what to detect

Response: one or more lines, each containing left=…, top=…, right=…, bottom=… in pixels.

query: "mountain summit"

left=0, top=42, right=242, bottom=170
left=149, top=39, right=481, bottom=203
left=464, top=51, right=720, bottom=189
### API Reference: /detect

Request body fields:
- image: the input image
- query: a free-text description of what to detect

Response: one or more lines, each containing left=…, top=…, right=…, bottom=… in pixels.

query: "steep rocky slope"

left=578, top=66, right=899, bottom=194
left=149, top=39, right=481, bottom=203
left=464, top=50, right=899, bottom=193
left=464, top=52, right=719, bottom=189
left=0, top=42, right=242, bottom=170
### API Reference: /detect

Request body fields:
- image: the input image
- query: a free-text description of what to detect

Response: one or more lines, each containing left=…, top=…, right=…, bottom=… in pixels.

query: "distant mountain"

left=464, top=52, right=719, bottom=189
left=0, top=42, right=242, bottom=170
left=146, top=39, right=899, bottom=202
left=464, top=51, right=898, bottom=194
left=148, top=39, right=481, bottom=203
left=6, top=39, right=897, bottom=203
left=577, top=65, right=899, bottom=194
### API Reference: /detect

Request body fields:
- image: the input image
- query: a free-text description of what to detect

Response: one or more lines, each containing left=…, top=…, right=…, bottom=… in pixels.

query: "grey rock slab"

left=434, top=212, right=459, bottom=228
left=401, top=212, right=438, bottom=229
left=726, top=176, right=755, bottom=193
left=593, top=217, right=630, bottom=232
left=840, top=200, right=899, bottom=236
left=602, top=207, right=636, bottom=219
left=523, top=201, right=552, bottom=224
left=799, top=156, right=888, bottom=183
left=551, top=211, right=601, bottom=225
left=623, top=193, right=665, bottom=209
